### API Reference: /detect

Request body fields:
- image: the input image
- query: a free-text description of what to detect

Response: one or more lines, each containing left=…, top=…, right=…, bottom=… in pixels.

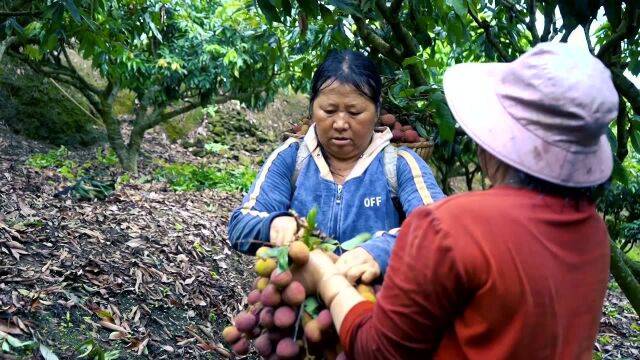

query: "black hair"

left=512, top=170, right=609, bottom=203
left=309, top=50, right=382, bottom=114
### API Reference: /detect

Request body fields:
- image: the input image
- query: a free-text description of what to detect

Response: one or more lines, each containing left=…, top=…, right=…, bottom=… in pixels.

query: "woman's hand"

left=336, top=248, right=381, bottom=284
left=293, top=250, right=337, bottom=294
left=269, top=216, right=301, bottom=247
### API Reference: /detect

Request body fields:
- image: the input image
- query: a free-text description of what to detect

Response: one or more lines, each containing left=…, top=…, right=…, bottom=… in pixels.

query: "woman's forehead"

left=316, top=81, right=373, bottom=102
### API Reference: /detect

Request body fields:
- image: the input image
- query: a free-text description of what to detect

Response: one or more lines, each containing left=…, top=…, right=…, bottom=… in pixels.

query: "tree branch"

left=406, top=2, right=432, bottom=47
left=526, top=0, right=540, bottom=44
left=61, top=46, right=103, bottom=96
left=0, top=36, right=17, bottom=63
left=10, top=50, right=103, bottom=112
left=610, top=239, right=640, bottom=315
left=597, top=12, right=639, bottom=62
left=559, top=25, right=576, bottom=42
left=623, top=255, right=640, bottom=282
left=468, top=7, right=513, bottom=62
left=160, top=102, right=200, bottom=123
left=353, top=17, right=403, bottom=65
left=374, top=0, right=427, bottom=86
left=612, top=71, right=640, bottom=117
left=390, top=0, right=404, bottom=14
left=375, top=0, right=418, bottom=57
left=540, top=1, right=555, bottom=42
left=616, top=95, right=628, bottom=162
left=584, top=21, right=594, bottom=54
left=497, top=0, right=529, bottom=27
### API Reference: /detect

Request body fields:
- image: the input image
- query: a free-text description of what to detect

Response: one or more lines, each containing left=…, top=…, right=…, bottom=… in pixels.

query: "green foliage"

left=95, top=148, right=119, bottom=167
left=627, top=245, right=640, bottom=262
left=340, top=233, right=372, bottom=251
left=154, top=162, right=257, bottom=192
left=26, top=146, right=74, bottom=169
left=26, top=146, right=120, bottom=182
left=597, top=154, right=640, bottom=251
left=77, top=339, right=120, bottom=360
left=1, top=333, right=36, bottom=355
left=204, top=142, right=230, bottom=154
left=1, top=0, right=293, bottom=172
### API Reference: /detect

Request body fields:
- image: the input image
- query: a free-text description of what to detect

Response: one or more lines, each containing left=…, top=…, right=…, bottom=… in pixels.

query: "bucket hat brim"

left=443, top=62, right=613, bottom=187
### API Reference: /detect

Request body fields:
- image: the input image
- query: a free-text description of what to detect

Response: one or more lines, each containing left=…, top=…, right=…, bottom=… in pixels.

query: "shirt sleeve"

left=340, top=206, right=474, bottom=359
left=359, top=231, right=398, bottom=276
left=359, top=149, right=446, bottom=275
left=397, top=148, right=446, bottom=212
left=227, top=139, right=299, bottom=254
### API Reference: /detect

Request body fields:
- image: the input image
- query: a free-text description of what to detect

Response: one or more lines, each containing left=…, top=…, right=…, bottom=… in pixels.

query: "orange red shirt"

left=340, top=186, right=610, bottom=359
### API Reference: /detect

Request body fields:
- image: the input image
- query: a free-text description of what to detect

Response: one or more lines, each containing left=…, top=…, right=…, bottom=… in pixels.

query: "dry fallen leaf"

left=98, top=321, right=128, bottom=334
left=125, top=238, right=146, bottom=248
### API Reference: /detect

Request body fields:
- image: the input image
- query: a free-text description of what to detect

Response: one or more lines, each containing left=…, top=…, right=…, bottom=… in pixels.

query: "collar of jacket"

left=302, top=124, right=393, bottom=182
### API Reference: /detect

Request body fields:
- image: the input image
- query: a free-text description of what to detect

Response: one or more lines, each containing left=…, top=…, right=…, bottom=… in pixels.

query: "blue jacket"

left=228, top=126, right=446, bottom=274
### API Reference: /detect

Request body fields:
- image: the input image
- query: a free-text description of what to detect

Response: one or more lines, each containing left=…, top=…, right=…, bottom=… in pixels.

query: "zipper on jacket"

left=336, top=184, right=343, bottom=204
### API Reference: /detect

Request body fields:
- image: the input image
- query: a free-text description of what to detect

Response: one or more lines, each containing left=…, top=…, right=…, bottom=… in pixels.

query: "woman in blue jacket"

left=228, top=50, right=445, bottom=283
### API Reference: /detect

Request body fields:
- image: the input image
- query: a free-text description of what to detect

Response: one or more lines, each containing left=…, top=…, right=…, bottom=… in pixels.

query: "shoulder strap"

left=383, top=145, right=398, bottom=199
left=291, top=141, right=310, bottom=193
left=384, top=145, right=406, bottom=222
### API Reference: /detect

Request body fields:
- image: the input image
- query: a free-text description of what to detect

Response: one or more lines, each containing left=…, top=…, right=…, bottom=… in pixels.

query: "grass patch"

left=26, top=146, right=75, bottom=169
left=154, top=162, right=256, bottom=192
left=26, top=146, right=120, bottom=174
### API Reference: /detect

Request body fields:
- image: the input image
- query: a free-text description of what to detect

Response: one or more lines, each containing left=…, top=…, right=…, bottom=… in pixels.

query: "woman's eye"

left=323, top=109, right=336, bottom=115
left=349, top=111, right=362, bottom=116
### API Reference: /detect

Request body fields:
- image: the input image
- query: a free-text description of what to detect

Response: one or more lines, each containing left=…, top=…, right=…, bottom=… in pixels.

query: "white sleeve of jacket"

left=228, top=139, right=299, bottom=254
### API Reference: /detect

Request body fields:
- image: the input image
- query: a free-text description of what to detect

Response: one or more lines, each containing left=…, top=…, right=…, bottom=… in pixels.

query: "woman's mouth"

left=331, top=137, right=351, bottom=145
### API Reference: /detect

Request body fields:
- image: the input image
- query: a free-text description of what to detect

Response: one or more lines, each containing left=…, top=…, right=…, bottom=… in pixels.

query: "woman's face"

left=312, top=81, right=378, bottom=162
left=477, top=145, right=512, bottom=186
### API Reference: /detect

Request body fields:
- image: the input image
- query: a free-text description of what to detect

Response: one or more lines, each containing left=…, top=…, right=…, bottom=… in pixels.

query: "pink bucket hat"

left=443, top=42, right=619, bottom=187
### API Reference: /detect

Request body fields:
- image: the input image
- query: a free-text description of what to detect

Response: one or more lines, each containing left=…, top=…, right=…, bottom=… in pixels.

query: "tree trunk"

left=121, top=149, right=138, bottom=174
left=610, top=239, right=640, bottom=315
left=100, top=109, right=137, bottom=173
left=622, top=255, right=640, bottom=281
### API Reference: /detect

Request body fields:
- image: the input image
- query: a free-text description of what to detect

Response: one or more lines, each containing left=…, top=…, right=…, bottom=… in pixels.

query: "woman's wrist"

left=318, top=272, right=353, bottom=308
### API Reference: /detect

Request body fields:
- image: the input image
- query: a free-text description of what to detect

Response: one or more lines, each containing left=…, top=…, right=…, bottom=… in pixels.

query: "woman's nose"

left=333, top=113, right=349, bottom=130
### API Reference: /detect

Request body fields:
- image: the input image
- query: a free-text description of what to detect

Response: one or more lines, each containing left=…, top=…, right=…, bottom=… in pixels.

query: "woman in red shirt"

left=295, top=42, right=618, bottom=359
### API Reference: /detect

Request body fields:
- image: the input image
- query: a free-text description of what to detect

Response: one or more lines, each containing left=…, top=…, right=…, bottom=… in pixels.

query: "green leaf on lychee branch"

left=261, top=247, right=282, bottom=259
left=277, top=247, right=289, bottom=272
left=307, top=236, right=323, bottom=249
left=303, top=206, right=319, bottom=244
left=340, top=233, right=372, bottom=251
left=304, top=297, right=321, bottom=317
left=320, top=243, right=338, bottom=253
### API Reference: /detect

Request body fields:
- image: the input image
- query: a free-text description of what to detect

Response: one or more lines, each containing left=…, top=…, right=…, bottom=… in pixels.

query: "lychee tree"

left=0, top=0, right=288, bottom=173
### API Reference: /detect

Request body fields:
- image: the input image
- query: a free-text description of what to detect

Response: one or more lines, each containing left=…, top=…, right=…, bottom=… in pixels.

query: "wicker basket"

left=392, top=140, right=434, bottom=161
left=282, top=132, right=434, bottom=161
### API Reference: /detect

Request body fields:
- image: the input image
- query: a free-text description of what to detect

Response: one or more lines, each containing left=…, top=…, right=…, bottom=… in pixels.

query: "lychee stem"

left=293, top=304, right=304, bottom=340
